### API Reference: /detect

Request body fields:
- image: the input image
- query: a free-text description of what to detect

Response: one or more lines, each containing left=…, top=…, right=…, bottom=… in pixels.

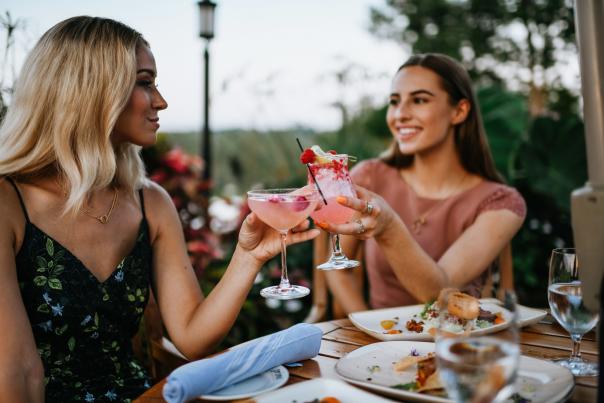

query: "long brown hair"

left=380, top=53, right=504, bottom=183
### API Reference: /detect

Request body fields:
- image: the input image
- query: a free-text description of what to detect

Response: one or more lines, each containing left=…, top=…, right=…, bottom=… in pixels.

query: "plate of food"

left=349, top=290, right=547, bottom=341
left=253, top=378, right=395, bottom=402
left=335, top=341, right=574, bottom=403
left=349, top=290, right=513, bottom=341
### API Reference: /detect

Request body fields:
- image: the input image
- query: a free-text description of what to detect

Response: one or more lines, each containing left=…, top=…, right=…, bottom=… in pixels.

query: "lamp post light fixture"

left=198, top=0, right=216, bottom=189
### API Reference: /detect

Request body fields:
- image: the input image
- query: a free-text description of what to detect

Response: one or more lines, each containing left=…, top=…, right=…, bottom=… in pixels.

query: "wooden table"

left=135, top=316, right=598, bottom=402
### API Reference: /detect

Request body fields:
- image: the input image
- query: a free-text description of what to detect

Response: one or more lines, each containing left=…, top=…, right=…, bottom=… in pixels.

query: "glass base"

left=260, top=285, right=310, bottom=300
left=552, top=357, right=598, bottom=376
left=317, top=258, right=359, bottom=270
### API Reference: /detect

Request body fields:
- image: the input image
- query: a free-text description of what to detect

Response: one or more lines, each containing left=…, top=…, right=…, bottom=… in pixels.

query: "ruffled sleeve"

left=477, top=185, right=527, bottom=219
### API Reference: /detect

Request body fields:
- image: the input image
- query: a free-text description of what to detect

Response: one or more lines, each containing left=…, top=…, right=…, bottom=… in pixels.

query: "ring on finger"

left=366, top=202, right=374, bottom=215
left=355, top=219, right=366, bottom=234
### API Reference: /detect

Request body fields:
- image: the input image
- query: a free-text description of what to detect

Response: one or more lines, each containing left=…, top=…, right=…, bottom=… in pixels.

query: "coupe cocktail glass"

left=548, top=248, right=599, bottom=376
left=308, top=154, right=359, bottom=270
left=247, top=188, right=319, bottom=299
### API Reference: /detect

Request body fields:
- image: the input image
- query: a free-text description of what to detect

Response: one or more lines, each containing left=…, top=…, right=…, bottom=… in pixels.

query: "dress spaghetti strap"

left=5, top=177, right=30, bottom=222
left=139, top=188, right=147, bottom=219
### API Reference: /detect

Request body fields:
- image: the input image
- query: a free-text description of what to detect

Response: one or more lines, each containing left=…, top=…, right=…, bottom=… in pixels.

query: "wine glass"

left=548, top=247, right=599, bottom=376
left=247, top=188, right=319, bottom=299
left=435, top=289, right=520, bottom=402
left=308, top=153, right=359, bottom=270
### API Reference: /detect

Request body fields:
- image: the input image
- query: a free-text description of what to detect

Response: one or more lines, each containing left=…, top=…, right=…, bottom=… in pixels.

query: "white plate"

left=254, top=378, right=395, bottom=402
left=200, top=365, right=289, bottom=401
left=478, top=299, right=548, bottom=327
left=335, top=341, right=574, bottom=403
left=349, top=301, right=513, bottom=341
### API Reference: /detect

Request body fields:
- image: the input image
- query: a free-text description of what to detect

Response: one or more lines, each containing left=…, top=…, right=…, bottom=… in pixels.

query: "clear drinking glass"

left=308, top=153, right=359, bottom=270
left=548, top=247, right=599, bottom=376
left=435, top=290, right=520, bottom=402
left=247, top=188, right=320, bottom=299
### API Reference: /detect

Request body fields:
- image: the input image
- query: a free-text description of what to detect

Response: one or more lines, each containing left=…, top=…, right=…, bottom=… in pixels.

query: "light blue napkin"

left=162, top=323, right=322, bottom=403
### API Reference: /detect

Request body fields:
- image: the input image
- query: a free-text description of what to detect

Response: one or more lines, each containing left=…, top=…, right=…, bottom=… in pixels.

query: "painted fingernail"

left=336, top=196, right=347, bottom=204
left=316, top=222, right=328, bottom=230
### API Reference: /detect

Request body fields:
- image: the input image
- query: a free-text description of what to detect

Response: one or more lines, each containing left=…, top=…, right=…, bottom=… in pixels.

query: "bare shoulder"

left=140, top=181, right=180, bottom=239
left=141, top=180, right=174, bottom=208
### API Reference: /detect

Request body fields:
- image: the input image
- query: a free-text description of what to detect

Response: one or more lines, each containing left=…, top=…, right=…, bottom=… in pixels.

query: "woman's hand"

left=318, top=185, right=394, bottom=240
left=237, top=213, right=320, bottom=264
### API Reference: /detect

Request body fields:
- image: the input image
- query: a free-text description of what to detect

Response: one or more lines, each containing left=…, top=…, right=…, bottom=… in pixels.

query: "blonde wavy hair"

left=0, top=16, right=150, bottom=215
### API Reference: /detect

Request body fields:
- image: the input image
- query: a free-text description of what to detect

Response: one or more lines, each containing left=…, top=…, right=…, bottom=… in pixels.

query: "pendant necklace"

left=83, top=187, right=119, bottom=224
left=410, top=174, right=467, bottom=235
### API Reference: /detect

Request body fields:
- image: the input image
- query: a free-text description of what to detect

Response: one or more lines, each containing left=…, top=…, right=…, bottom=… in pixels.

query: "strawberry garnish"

left=291, top=195, right=310, bottom=212
left=300, top=148, right=316, bottom=164
left=268, top=195, right=284, bottom=203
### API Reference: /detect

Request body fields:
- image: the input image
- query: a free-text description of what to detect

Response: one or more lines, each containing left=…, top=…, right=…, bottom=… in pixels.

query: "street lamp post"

left=198, top=0, right=216, bottom=189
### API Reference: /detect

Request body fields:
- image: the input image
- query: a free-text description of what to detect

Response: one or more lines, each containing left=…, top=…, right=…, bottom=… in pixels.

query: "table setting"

left=136, top=251, right=598, bottom=403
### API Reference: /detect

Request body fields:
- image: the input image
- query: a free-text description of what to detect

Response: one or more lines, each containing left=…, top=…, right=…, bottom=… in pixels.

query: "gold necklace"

left=410, top=174, right=468, bottom=235
left=83, top=187, right=119, bottom=224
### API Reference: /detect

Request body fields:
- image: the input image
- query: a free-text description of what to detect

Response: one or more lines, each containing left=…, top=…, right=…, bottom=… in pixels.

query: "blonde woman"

left=320, top=54, right=526, bottom=313
left=0, top=16, right=319, bottom=402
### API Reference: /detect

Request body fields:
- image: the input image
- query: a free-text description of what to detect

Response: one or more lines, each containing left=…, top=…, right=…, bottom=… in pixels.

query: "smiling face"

left=112, top=44, right=168, bottom=147
left=386, top=66, right=468, bottom=157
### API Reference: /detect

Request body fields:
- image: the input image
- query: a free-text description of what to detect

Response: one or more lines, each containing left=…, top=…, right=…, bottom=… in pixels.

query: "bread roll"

left=447, top=292, right=480, bottom=320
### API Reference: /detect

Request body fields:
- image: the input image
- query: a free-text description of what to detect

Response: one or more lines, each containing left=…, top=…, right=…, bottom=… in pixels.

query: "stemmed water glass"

left=435, top=290, right=520, bottom=402
left=548, top=247, right=599, bottom=376
left=247, top=188, right=320, bottom=299
left=308, top=153, right=359, bottom=270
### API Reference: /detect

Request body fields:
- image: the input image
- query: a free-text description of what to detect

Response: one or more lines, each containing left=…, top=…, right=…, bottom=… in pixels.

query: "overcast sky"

left=1, top=0, right=407, bottom=132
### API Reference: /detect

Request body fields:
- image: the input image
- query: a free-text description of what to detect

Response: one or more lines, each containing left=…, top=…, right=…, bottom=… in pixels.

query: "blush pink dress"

left=350, top=159, right=527, bottom=309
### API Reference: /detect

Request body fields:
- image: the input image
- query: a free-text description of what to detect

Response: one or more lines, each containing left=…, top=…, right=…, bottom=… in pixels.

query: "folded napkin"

left=162, top=323, right=322, bottom=403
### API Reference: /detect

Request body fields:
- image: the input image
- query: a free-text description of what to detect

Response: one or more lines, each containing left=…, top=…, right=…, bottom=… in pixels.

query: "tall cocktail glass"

left=308, top=154, right=359, bottom=270
left=247, top=188, right=319, bottom=299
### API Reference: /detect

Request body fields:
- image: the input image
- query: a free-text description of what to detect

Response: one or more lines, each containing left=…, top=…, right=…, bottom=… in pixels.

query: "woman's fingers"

left=325, top=217, right=375, bottom=240
left=352, top=184, right=372, bottom=199
left=291, top=218, right=311, bottom=233
left=336, top=195, right=366, bottom=213
left=287, top=228, right=321, bottom=245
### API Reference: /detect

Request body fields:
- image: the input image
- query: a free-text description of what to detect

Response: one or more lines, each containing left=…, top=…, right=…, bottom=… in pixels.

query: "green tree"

left=369, top=0, right=577, bottom=115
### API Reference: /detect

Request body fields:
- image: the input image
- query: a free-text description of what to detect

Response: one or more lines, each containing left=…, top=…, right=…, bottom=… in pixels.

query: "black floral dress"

left=10, top=179, right=153, bottom=403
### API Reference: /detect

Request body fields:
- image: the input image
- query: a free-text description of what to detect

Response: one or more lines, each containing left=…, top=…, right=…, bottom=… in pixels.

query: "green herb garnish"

left=392, top=381, right=418, bottom=391
left=419, top=300, right=435, bottom=320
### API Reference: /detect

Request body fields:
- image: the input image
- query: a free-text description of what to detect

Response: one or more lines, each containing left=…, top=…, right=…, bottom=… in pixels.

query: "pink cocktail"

left=308, top=153, right=359, bottom=270
left=247, top=188, right=319, bottom=299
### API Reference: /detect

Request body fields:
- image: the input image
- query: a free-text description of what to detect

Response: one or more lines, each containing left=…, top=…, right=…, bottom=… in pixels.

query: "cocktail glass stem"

left=330, top=234, right=345, bottom=260
left=278, top=231, right=291, bottom=290
left=316, top=232, right=359, bottom=270
left=570, top=334, right=583, bottom=361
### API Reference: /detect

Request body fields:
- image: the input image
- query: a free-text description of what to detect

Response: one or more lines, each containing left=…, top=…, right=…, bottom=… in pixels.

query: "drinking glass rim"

left=436, top=336, right=519, bottom=365
left=551, top=247, right=576, bottom=256
left=247, top=188, right=320, bottom=199
left=308, top=154, right=349, bottom=164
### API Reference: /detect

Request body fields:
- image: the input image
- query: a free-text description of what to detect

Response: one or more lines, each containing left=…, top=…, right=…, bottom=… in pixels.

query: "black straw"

left=296, top=138, right=328, bottom=205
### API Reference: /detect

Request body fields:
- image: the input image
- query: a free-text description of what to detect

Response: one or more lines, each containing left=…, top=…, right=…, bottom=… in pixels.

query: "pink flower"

left=163, top=148, right=189, bottom=174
